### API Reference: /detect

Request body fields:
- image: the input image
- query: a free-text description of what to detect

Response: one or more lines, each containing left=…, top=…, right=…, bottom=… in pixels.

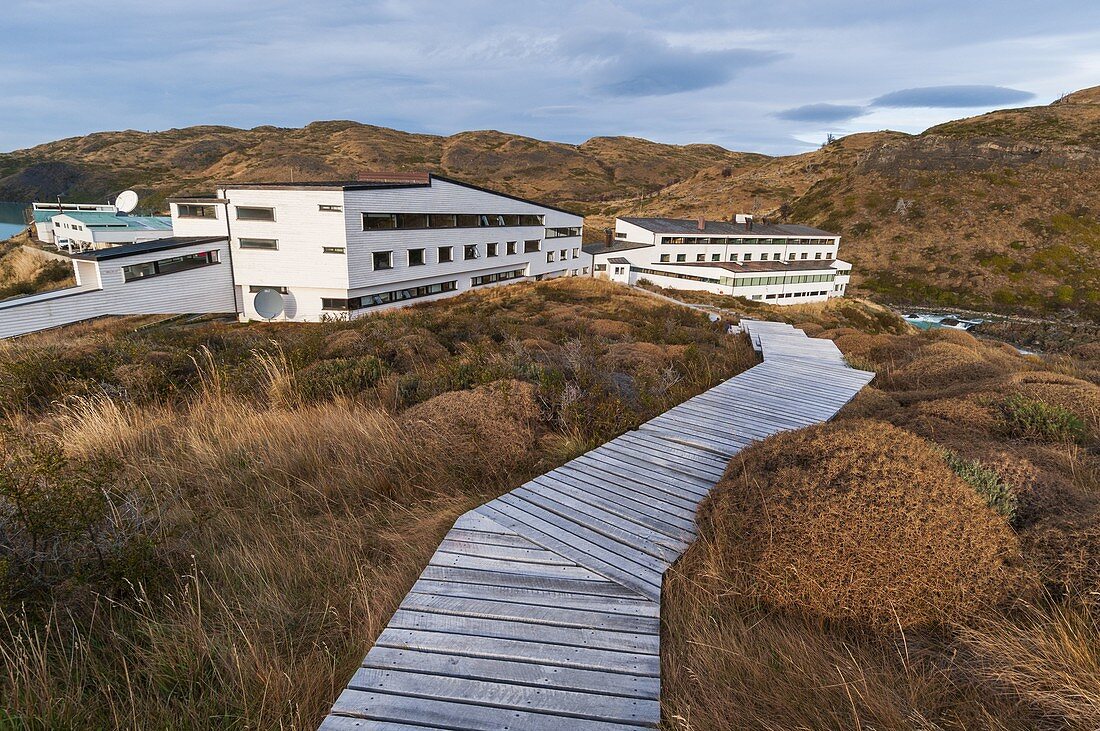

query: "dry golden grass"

left=698, top=421, right=1026, bottom=628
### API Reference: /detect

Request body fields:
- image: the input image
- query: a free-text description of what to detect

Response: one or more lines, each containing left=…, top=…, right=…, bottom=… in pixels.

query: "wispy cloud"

left=775, top=103, right=866, bottom=123
left=870, top=85, right=1035, bottom=108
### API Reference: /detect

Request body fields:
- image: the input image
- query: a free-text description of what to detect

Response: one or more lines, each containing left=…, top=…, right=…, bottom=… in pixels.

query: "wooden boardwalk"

left=320, top=320, right=875, bottom=730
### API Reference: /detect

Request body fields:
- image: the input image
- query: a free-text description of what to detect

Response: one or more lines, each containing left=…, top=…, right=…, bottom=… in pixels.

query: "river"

left=0, top=202, right=28, bottom=241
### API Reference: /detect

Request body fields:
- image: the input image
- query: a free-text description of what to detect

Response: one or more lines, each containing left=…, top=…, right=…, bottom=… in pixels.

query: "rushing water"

left=0, top=202, right=28, bottom=241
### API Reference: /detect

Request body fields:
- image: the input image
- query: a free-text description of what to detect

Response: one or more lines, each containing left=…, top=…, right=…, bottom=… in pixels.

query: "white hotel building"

left=587, top=216, right=851, bottom=304
left=1, top=174, right=587, bottom=338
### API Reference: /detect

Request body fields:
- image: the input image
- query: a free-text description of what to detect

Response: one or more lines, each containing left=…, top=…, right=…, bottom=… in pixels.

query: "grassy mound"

left=698, top=420, right=1023, bottom=628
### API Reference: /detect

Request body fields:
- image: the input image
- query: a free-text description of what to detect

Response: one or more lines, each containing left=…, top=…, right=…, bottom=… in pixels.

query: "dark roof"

left=582, top=240, right=655, bottom=255
left=196, top=173, right=583, bottom=217
left=72, top=236, right=227, bottom=261
left=654, top=259, right=841, bottom=274
left=621, top=216, right=837, bottom=238
left=607, top=257, right=631, bottom=265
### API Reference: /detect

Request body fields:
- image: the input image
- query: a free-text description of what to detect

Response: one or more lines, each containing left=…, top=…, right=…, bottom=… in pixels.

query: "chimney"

left=605, top=228, right=614, bottom=248
left=697, top=216, right=706, bottom=231
left=745, top=218, right=752, bottom=231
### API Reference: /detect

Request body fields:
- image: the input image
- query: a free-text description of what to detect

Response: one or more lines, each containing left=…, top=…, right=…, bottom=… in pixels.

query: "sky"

left=1, top=0, right=1098, bottom=155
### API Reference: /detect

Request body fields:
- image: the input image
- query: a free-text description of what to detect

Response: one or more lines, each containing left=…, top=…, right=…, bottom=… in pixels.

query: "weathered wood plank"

left=399, top=592, right=660, bottom=633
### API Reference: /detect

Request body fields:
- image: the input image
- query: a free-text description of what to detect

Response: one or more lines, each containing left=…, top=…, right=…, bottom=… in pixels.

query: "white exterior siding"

left=0, top=240, right=236, bottom=339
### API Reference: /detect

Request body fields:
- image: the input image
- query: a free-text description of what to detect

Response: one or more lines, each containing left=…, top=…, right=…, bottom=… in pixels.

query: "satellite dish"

left=253, top=288, right=286, bottom=320
left=115, top=190, right=139, bottom=214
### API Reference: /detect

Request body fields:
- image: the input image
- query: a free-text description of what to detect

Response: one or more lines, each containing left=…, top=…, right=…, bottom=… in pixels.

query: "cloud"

left=871, top=84, right=1035, bottom=108
left=775, top=103, right=866, bottom=123
left=562, top=32, right=781, bottom=97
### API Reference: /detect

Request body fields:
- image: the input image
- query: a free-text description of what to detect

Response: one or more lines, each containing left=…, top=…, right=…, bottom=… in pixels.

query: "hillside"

left=598, top=88, right=1100, bottom=318
left=2, top=86, right=1098, bottom=317
left=0, top=123, right=757, bottom=212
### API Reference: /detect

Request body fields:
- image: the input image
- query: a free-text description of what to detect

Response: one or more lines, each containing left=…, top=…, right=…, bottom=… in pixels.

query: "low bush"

left=941, top=449, right=1019, bottom=524
left=999, top=394, right=1086, bottom=443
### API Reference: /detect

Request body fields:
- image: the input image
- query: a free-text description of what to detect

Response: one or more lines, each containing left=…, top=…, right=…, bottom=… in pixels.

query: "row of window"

left=363, top=213, right=545, bottom=231
left=661, top=236, right=834, bottom=246
left=754, top=290, right=831, bottom=301
left=659, top=251, right=835, bottom=263
left=723, top=273, right=836, bottom=288
left=321, top=281, right=459, bottom=311
left=545, top=226, right=582, bottom=238
left=370, top=240, right=543, bottom=270
left=546, top=248, right=581, bottom=263
left=631, top=266, right=721, bottom=284
left=471, top=269, right=526, bottom=287
left=122, top=250, right=220, bottom=282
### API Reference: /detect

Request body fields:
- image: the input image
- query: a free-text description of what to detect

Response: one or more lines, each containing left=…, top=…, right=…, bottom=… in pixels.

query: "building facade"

left=169, top=174, right=588, bottom=322
left=586, top=216, right=851, bottom=304
left=31, top=202, right=117, bottom=245
left=48, top=212, right=173, bottom=252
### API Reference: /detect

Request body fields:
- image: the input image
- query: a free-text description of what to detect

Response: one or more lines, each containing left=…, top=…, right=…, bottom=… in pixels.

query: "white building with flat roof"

left=169, top=173, right=587, bottom=322
left=587, top=216, right=851, bottom=304
left=31, top=202, right=117, bottom=244
left=49, top=212, right=173, bottom=252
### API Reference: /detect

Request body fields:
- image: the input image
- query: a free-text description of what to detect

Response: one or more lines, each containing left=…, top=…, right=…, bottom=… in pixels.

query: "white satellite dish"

left=115, top=190, right=139, bottom=214
left=253, top=288, right=286, bottom=320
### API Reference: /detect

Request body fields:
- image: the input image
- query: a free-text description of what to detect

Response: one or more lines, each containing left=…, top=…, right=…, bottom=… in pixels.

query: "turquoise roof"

left=51, top=212, right=172, bottom=230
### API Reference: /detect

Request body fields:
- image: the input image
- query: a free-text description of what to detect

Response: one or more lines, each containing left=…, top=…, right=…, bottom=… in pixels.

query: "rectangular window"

left=801, top=252, right=808, bottom=259
left=373, top=251, right=393, bottom=270
left=363, top=213, right=396, bottom=230
left=322, top=298, right=349, bottom=311
left=560, top=250, right=567, bottom=260
left=595, top=263, right=607, bottom=272
left=744, top=253, right=752, bottom=261
left=323, top=246, right=346, bottom=254
left=729, top=253, right=737, bottom=261
left=815, top=252, right=822, bottom=259
left=486, top=242, right=499, bottom=257
left=319, top=204, right=343, bottom=213
left=249, top=285, right=288, bottom=294
left=457, top=214, right=480, bottom=228
left=506, top=241, right=517, bottom=255
left=615, top=232, right=627, bottom=239
left=239, top=238, right=278, bottom=250
left=675, top=254, right=686, bottom=262
left=471, top=269, right=526, bottom=287
left=429, top=213, right=457, bottom=228
left=789, top=253, right=796, bottom=260
left=545, top=226, right=582, bottom=238
left=524, top=240, right=540, bottom=253
left=123, top=250, right=219, bottom=282
left=351, top=280, right=458, bottom=309
left=177, top=204, right=216, bottom=219
left=236, top=206, right=275, bottom=221
left=572, top=248, right=579, bottom=259
left=464, top=244, right=480, bottom=261
left=660, top=254, right=670, bottom=263
left=408, top=248, right=425, bottom=266
left=546, top=251, right=555, bottom=263
left=396, top=213, right=428, bottom=229
left=438, top=246, right=453, bottom=263
left=773, top=253, right=781, bottom=260
left=696, top=253, right=706, bottom=262
left=614, top=266, right=625, bottom=275
left=711, top=253, right=720, bottom=261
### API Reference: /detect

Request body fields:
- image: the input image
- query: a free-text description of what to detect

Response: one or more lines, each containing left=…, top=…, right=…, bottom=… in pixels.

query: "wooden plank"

left=363, top=646, right=659, bottom=698
left=496, top=494, right=670, bottom=573
left=418, top=565, right=644, bottom=599
left=508, top=487, right=683, bottom=563
left=528, top=474, right=695, bottom=544
left=399, top=592, right=660, bottom=633
left=346, top=669, right=660, bottom=726
left=387, top=610, right=659, bottom=654
left=539, top=470, right=698, bottom=533
left=409, top=579, right=659, bottom=617
left=477, top=503, right=664, bottom=600
left=597, top=440, right=724, bottom=483
left=437, top=539, right=578, bottom=566
left=634, top=425, right=743, bottom=457
left=614, top=431, right=730, bottom=469
left=330, top=688, right=655, bottom=731
left=578, top=451, right=711, bottom=500
left=374, top=627, right=660, bottom=676
left=427, top=551, right=610, bottom=583
left=453, top=511, right=516, bottom=535
left=446, top=528, right=545, bottom=549
left=320, top=716, right=447, bottom=731
left=555, top=463, right=700, bottom=518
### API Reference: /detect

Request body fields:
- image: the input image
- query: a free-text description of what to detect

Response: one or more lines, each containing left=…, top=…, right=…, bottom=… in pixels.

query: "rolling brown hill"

left=2, top=86, right=1097, bottom=317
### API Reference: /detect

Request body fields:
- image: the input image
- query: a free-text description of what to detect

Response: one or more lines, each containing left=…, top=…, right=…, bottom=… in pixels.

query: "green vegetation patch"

left=998, top=394, right=1086, bottom=443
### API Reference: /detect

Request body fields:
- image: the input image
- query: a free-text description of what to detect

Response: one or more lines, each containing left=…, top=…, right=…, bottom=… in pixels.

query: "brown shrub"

left=400, top=379, right=542, bottom=480
left=835, top=386, right=899, bottom=419
left=587, top=318, right=634, bottom=340
left=320, top=329, right=372, bottom=358
left=698, top=420, right=1026, bottom=627
left=792, top=321, right=824, bottom=337
left=885, top=341, right=1011, bottom=392
left=602, top=342, right=674, bottom=371
left=1002, top=372, right=1100, bottom=442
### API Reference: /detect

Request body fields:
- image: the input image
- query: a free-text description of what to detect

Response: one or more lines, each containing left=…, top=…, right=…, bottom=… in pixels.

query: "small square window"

left=676, top=254, right=686, bottom=262
left=660, top=254, right=670, bottom=262
left=506, top=241, right=518, bottom=255
left=801, top=252, right=808, bottom=259
left=464, top=244, right=479, bottom=261
left=438, top=246, right=453, bottom=263
left=729, top=253, right=737, bottom=261
left=696, top=253, right=706, bottom=262
left=744, top=253, right=752, bottom=261
left=572, top=248, right=579, bottom=259
left=409, top=248, right=425, bottom=266
left=711, top=253, right=720, bottom=261
left=487, top=242, right=499, bottom=257
left=373, top=251, right=393, bottom=270
left=789, top=253, right=796, bottom=260
left=546, top=251, right=555, bottom=263
left=773, top=253, right=781, bottom=260
left=815, top=252, right=822, bottom=259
